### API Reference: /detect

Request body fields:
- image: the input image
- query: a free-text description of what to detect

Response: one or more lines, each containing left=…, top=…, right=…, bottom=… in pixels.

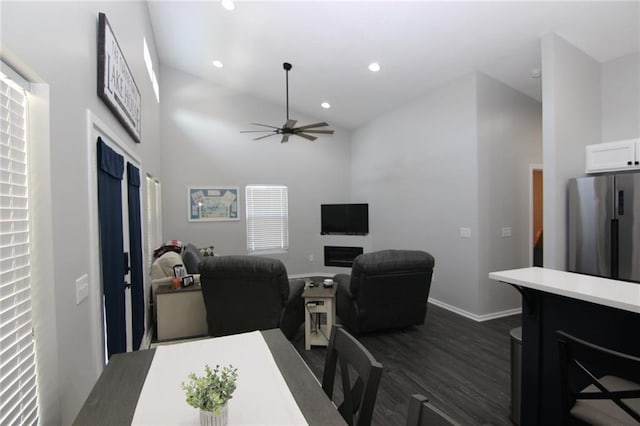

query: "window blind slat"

left=245, top=185, right=289, bottom=252
left=0, top=72, right=38, bottom=424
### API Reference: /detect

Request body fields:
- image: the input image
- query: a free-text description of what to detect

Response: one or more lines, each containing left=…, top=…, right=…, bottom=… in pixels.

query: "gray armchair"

left=199, top=255, right=304, bottom=339
left=335, top=249, right=435, bottom=334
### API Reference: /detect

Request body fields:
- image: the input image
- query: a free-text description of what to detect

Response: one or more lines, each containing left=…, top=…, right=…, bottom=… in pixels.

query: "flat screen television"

left=321, top=203, right=369, bottom=235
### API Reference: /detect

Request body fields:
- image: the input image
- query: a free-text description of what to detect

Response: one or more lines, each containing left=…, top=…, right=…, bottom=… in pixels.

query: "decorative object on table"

left=323, top=278, right=334, bottom=288
left=188, top=187, right=239, bottom=221
left=97, top=12, right=141, bottom=143
left=181, top=364, right=238, bottom=426
left=240, top=62, right=334, bottom=143
left=199, top=246, right=216, bottom=257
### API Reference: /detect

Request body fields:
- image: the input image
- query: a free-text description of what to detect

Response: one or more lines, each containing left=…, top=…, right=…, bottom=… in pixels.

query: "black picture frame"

left=181, top=275, right=195, bottom=288
left=97, top=12, right=142, bottom=143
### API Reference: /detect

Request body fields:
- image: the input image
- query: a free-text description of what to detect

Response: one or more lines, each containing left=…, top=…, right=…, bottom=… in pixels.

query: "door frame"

left=529, top=163, right=543, bottom=267
left=86, top=110, right=142, bottom=375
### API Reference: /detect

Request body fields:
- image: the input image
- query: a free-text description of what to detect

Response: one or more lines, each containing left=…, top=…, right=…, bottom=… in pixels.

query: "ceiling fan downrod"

left=283, top=62, right=291, bottom=122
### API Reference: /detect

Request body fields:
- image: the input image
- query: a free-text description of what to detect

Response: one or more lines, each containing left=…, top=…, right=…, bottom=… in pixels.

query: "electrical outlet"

left=76, top=274, right=89, bottom=305
left=501, top=227, right=513, bottom=237
left=460, top=227, right=471, bottom=238
left=309, top=254, right=314, bottom=262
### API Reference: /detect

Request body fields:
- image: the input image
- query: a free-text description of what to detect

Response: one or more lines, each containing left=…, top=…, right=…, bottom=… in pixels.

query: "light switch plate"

left=76, top=274, right=89, bottom=305
left=501, top=227, right=513, bottom=237
left=460, top=227, right=471, bottom=238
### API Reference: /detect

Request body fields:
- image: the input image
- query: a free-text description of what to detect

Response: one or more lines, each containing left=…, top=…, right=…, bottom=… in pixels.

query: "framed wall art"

left=97, top=12, right=142, bottom=143
left=188, top=187, right=239, bottom=222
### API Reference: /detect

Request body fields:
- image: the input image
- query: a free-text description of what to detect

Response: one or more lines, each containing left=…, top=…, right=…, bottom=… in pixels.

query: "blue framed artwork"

left=188, top=187, right=239, bottom=221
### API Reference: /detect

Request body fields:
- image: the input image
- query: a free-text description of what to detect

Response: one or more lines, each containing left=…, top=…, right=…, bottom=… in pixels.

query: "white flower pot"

left=199, top=403, right=228, bottom=426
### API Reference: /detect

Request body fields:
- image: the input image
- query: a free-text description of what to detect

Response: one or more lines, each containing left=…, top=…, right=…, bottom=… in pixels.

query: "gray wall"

left=541, top=34, right=601, bottom=270
left=476, top=73, right=542, bottom=316
left=351, top=74, right=479, bottom=313
left=351, top=72, right=542, bottom=318
left=601, top=52, right=640, bottom=142
left=1, top=2, right=161, bottom=423
left=159, top=66, right=353, bottom=275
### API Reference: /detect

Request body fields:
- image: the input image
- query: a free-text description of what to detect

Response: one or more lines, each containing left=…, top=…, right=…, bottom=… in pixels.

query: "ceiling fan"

left=241, top=62, right=334, bottom=143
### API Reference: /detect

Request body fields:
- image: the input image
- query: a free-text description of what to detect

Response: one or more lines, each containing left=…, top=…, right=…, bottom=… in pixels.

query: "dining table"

left=73, top=329, right=346, bottom=425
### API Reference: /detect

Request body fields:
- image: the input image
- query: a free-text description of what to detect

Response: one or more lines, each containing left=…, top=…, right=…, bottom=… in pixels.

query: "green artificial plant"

left=181, top=364, right=239, bottom=414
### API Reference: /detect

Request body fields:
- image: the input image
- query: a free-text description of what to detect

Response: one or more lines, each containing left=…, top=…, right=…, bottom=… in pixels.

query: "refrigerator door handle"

left=617, top=190, right=624, bottom=216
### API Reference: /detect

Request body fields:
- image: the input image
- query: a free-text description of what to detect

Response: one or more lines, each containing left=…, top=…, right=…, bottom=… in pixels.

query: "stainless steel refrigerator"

left=568, top=173, right=640, bottom=282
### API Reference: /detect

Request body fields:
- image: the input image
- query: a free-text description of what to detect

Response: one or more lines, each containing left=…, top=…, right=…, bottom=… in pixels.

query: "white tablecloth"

left=131, top=331, right=308, bottom=425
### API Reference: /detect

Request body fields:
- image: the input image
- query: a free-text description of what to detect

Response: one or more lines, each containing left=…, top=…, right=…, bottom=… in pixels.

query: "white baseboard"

left=428, top=298, right=521, bottom=322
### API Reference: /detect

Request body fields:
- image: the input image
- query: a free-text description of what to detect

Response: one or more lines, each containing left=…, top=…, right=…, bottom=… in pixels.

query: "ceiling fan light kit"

left=240, top=62, right=335, bottom=143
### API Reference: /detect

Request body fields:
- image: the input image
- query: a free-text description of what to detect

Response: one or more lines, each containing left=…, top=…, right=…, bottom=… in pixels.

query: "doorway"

left=88, top=111, right=144, bottom=367
left=531, top=166, right=543, bottom=266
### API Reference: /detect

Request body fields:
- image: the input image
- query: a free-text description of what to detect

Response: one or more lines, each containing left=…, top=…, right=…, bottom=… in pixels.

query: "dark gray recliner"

left=334, top=249, right=435, bottom=334
left=199, top=255, right=304, bottom=340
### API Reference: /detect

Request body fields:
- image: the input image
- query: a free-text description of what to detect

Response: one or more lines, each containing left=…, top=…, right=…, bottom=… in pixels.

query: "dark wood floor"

left=291, top=303, right=521, bottom=426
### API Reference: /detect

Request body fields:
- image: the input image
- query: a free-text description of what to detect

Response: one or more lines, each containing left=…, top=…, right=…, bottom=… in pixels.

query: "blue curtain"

left=127, top=163, right=144, bottom=350
left=97, top=137, right=126, bottom=358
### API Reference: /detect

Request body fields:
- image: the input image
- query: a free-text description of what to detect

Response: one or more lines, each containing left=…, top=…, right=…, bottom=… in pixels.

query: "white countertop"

left=489, top=267, right=640, bottom=314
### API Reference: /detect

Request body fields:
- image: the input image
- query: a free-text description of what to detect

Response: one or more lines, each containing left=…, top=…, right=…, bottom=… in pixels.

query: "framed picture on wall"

left=188, top=187, right=240, bottom=222
left=97, top=12, right=142, bottom=143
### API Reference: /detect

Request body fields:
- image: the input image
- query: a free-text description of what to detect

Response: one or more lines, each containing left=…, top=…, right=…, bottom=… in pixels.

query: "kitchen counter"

left=489, top=267, right=640, bottom=314
left=490, top=267, right=640, bottom=425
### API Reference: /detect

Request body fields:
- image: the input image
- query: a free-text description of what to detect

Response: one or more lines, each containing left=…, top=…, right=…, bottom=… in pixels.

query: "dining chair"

left=405, top=394, right=460, bottom=426
left=321, top=325, right=383, bottom=426
left=556, top=330, right=640, bottom=425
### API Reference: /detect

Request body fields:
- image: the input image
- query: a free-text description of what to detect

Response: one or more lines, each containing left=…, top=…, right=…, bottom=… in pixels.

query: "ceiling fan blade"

left=281, top=135, right=289, bottom=143
left=297, top=129, right=334, bottom=134
left=284, top=119, right=297, bottom=129
left=240, top=130, right=275, bottom=133
left=294, top=122, right=329, bottom=131
left=251, top=123, right=281, bottom=129
left=296, top=133, right=317, bottom=141
left=253, top=134, right=276, bottom=141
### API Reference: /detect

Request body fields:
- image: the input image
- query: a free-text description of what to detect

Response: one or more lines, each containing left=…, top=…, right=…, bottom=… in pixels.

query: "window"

left=145, top=174, right=162, bottom=266
left=0, top=72, right=38, bottom=424
left=245, top=185, right=288, bottom=253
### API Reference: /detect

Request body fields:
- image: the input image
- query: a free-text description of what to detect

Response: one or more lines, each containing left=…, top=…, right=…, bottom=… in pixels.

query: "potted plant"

left=181, top=364, right=239, bottom=426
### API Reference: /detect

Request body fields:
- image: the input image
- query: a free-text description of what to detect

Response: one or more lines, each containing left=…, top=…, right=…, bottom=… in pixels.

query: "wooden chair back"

left=557, top=330, right=640, bottom=424
left=322, top=325, right=383, bottom=426
left=405, top=394, right=460, bottom=426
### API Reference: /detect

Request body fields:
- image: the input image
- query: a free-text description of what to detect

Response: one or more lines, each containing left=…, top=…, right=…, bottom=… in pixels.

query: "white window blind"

left=0, top=73, right=38, bottom=425
left=246, top=185, right=289, bottom=253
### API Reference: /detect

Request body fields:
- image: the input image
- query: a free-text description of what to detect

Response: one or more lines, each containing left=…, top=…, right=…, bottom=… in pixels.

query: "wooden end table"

left=302, top=283, right=337, bottom=350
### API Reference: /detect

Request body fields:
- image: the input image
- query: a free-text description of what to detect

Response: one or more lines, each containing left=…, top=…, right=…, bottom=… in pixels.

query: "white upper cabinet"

left=585, top=139, right=640, bottom=173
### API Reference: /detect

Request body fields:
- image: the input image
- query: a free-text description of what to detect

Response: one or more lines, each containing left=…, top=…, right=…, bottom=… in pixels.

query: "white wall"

left=601, top=52, right=640, bottom=142
left=1, top=2, right=161, bottom=423
left=476, top=72, right=542, bottom=316
left=541, top=34, right=601, bottom=270
left=159, top=66, right=353, bottom=275
left=351, top=74, right=481, bottom=314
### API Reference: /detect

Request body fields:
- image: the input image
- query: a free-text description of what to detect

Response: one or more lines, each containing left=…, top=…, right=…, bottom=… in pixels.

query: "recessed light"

left=321, top=102, right=331, bottom=109
left=221, top=0, right=235, bottom=11
left=368, top=62, right=381, bottom=72
left=212, top=60, right=224, bottom=68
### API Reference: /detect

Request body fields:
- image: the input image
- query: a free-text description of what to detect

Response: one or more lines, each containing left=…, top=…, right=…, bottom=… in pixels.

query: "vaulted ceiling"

left=147, top=1, right=639, bottom=129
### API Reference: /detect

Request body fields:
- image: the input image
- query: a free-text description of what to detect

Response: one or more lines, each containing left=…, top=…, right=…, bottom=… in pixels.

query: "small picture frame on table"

left=181, top=275, right=195, bottom=288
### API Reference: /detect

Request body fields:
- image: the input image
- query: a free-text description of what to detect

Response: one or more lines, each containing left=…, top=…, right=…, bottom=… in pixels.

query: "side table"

left=302, top=283, right=337, bottom=350
left=155, top=284, right=208, bottom=341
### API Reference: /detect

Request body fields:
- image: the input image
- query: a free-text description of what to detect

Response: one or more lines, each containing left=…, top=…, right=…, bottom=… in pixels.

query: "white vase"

left=199, top=403, right=228, bottom=426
